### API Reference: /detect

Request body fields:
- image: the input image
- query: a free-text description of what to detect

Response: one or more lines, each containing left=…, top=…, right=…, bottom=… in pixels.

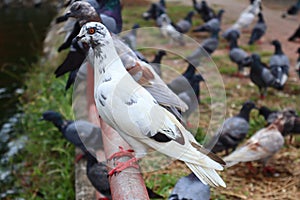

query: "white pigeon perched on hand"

left=77, top=22, right=226, bottom=187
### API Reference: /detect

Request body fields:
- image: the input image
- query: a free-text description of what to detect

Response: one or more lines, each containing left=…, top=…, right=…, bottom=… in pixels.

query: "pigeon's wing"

left=169, top=173, right=210, bottom=200
left=87, top=161, right=111, bottom=197
left=201, top=38, right=218, bottom=54
left=167, top=76, right=191, bottom=95
left=75, top=120, right=103, bottom=150
left=223, top=125, right=284, bottom=167
left=220, top=117, right=249, bottom=141
left=55, top=42, right=87, bottom=77
left=261, top=67, right=276, bottom=85
left=176, top=20, right=191, bottom=33
left=110, top=83, right=225, bottom=186
left=230, top=48, right=248, bottom=63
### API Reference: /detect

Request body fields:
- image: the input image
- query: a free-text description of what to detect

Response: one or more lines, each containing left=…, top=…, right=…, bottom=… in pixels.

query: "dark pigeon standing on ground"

left=296, top=47, right=300, bottom=78
left=174, top=11, right=195, bottom=33
left=248, top=12, right=267, bottom=45
left=192, top=0, right=215, bottom=22
left=178, top=74, right=205, bottom=126
left=288, top=24, right=300, bottom=42
left=41, top=111, right=103, bottom=156
left=150, top=50, right=167, bottom=77
left=205, top=101, right=256, bottom=154
left=193, top=9, right=225, bottom=33
left=269, top=40, right=290, bottom=89
left=249, top=53, right=281, bottom=99
left=168, top=172, right=210, bottom=200
left=229, top=38, right=252, bottom=77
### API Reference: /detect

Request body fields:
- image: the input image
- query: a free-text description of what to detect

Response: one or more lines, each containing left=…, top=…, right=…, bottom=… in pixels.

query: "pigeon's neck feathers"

left=184, top=11, right=194, bottom=23
left=274, top=43, right=283, bottom=55
left=211, top=30, right=219, bottom=39
left=258, top=13, right=264, bottom=23
left=151, top=51, right=165, bottom=64
left=229, top=39, right=238, bottom=49
left=86, top=151, right=98, bottom=170
left=237, top=105, right=254, bottom=122
left=259, top=106, right=274, bottom=120
left=182, top=63, right=196, bottom=80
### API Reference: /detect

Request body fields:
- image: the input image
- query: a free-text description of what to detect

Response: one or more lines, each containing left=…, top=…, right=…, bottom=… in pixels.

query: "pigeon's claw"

left=108, top=146, right=135, bottom=161
left=262, top=165, right=276, bottom=175
left=108, top=157, right=139, bottom=176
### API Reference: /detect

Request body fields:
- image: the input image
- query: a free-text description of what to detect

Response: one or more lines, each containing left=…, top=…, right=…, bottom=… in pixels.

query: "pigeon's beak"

left=39, top=116, right=45, bottom=121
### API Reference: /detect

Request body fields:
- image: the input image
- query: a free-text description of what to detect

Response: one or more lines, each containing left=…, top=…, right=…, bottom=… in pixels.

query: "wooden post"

left=87, top=64, right=149, bottom=200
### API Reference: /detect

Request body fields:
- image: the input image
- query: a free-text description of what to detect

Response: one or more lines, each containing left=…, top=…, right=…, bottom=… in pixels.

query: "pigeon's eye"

left=88, top=28, right=96, bottom=34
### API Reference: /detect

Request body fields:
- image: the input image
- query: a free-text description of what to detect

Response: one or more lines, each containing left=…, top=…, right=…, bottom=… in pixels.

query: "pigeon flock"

left=40, top=0, right=300, bottom=199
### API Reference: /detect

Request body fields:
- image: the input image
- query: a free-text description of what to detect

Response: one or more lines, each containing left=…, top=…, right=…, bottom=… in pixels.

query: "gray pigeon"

left=248, top=12, right=267, bottom=45
left=41, top=111, right=104, bottom=154
left=122, top=23, right=140, bottom=50
left=229, top=39, right=252, bottom=76
left=250, top=53, right=281, bottom=99
left=174, top=11, right=195, bottom=33
left=168, top=173, right=210, bottom=200
left=193, top=9, right=224, bottom=33
left=206, top=101, right=256, bottom=154
left=223, top=117, right=285, bottom=170
left=269, top=40, right=290, bottom=89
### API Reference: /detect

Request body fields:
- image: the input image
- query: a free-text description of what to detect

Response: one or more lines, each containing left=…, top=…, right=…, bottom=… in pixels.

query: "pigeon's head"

left=157, top=50, right=166, bottom=57
left=77, top=22, right=109, bottom=49
left=271, top=39, right=280, bottom=46
left=66, top=1, right=101, bottom=26
left=132, top=23, right=140, bottom=29
left=41, top=111, right=63, bottom=123
left=242, top=100, right=257, bottom=110
left=251, top=53, right=261, bottom=62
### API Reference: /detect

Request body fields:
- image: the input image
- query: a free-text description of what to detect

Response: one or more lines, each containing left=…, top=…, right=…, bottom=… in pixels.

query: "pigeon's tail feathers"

left=185, top=162, right=226, bottom=187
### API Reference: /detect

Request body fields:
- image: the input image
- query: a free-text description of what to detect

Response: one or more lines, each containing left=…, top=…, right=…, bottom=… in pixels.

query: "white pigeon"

left=232, top=0, right=262, bottom=30
left=223, top=118, right=285, bottom=168
left=77, top=22, right=226, bottom=187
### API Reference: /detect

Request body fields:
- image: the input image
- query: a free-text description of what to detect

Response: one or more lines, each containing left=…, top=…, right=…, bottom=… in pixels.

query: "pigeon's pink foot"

left=263, top=166, right=276, bottom=174
left=108, top=146, right=135, bottom=161
left=246, top=162, right=257, bottom=174
left=75, top=153, right=84, bottom=163
left=232, top=72, right=244, bottom=78
left=108, top=157, right=140, bottom=176
left=260, top=94, right=266, bottom=100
